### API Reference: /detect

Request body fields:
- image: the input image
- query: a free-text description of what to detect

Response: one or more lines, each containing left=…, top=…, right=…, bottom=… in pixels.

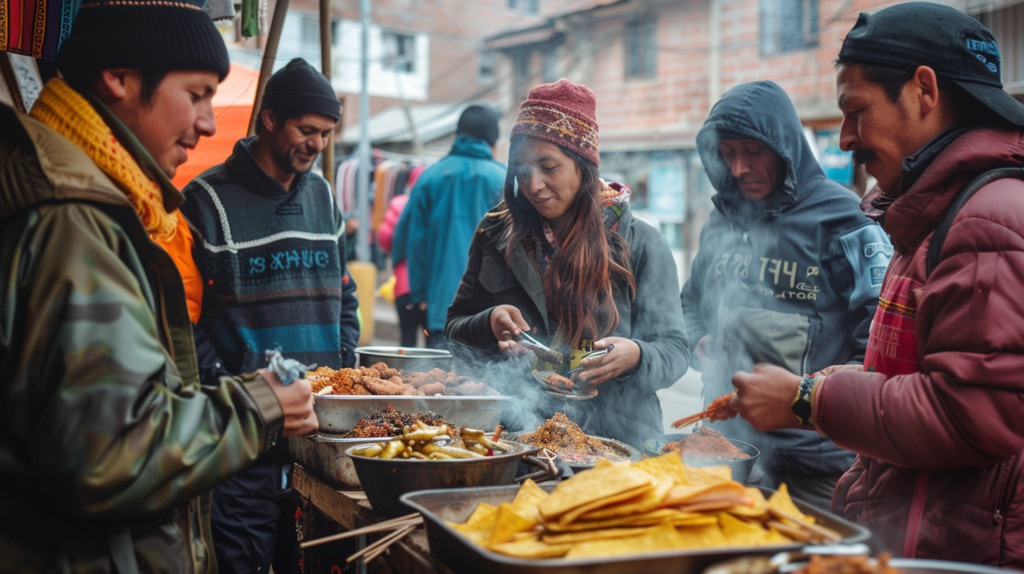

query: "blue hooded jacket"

left=681, top=81, right=892, bottom=477
left=394, top=136, right=506, bottom=332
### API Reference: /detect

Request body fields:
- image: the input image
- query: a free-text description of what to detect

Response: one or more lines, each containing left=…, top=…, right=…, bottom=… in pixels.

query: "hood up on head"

left=696, top=81, right=827, bottom=219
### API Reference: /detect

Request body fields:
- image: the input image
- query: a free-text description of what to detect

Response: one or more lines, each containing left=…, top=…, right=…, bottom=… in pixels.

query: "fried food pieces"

left=516, top=413, right=626, bottom=465
left=307, top=364, right=498, bottom=396
left=449, top=453, right=842, bottom=560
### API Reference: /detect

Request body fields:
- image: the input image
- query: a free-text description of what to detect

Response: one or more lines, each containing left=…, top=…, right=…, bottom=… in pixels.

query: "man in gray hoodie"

left=680, top=81, right=891, bottom=508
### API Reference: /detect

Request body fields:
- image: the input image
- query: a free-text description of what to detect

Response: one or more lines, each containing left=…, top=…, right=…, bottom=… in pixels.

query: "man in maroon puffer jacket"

left=726, top=3, right=1024, bottom=566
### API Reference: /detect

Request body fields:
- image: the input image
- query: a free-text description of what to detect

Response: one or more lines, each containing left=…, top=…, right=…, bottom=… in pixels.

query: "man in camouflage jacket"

left=0, top=2, right=316, bottom=572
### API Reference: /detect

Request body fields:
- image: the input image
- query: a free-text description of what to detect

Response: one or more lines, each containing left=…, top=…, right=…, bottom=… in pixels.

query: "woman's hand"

left=577, top=337, right=641, bottom=386
left=490, top=305, right=531, bottom=352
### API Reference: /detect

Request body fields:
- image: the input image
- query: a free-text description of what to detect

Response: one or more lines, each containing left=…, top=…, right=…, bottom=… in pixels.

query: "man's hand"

left=259, top=368, right=318, bottom=437
left=729, top=364, right=809, bottom=432
left=490, top=305, right=531, bottom=352
left=578, top=338, right=641, bottom=385
left=419, top=301, right=428, bottom=312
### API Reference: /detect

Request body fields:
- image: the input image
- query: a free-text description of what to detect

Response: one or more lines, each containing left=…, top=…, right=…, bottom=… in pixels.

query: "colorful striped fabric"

left=1, top=0, right=79, bottom=59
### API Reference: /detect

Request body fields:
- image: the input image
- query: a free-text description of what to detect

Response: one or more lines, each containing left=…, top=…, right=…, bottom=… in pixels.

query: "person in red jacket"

left=726, top=3, right=1024, bottom=566
left=378, top=193, right=426, bottom=346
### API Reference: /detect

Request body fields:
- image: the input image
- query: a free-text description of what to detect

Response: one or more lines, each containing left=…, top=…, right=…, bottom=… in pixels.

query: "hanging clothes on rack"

left=1, top=0, right=80, bottom=59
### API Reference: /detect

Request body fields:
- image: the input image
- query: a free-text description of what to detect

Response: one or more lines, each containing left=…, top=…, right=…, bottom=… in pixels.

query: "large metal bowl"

left=645, top=434, right=760, bottom=484
left=313, top=395, right=511, bottom=433
left=355, top=346, right=452, bottom=372
left=346, top=440, right=543, bottom=518
left=504, top=431, right=642, bottom=472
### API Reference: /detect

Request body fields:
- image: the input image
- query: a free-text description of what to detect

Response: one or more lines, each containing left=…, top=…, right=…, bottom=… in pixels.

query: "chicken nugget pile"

left=449, top=453, right=842, bottom=560
left=307, top=364, right=499, bottom=397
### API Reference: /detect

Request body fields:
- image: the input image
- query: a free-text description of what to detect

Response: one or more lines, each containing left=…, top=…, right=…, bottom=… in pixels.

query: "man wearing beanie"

left=0, top=2, right=317, bottom=573
left=180, top=57, right=359, bottom=574
left=392, top=105, right=505, bottom=347
left=727, top=3, right=1024, bottom=565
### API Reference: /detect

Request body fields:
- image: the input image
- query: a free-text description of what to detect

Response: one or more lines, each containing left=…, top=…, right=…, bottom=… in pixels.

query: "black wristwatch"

left=791, top=376, right=816, bottom=428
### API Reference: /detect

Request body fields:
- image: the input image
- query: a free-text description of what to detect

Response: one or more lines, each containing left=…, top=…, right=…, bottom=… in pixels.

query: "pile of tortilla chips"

left=447, top=453, right=821, bottom=560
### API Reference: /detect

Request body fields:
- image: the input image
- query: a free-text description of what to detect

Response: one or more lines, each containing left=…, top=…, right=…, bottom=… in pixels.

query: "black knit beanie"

left=260, top=58, right=341, bottom=122
left=57, top=0, right=230, bottom=83
left=457, top=105, right=499, bottom=146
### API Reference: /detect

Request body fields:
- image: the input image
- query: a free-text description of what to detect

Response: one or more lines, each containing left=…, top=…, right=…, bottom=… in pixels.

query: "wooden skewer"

left=363, top=524, right=417, bottom=563
left=767, top=520, right=814, bottom=543
left=300, top=513, right=421, bottom=548
left=768, top=508, right=843, bottom=543
left=348, top=523, right=417, bottom=563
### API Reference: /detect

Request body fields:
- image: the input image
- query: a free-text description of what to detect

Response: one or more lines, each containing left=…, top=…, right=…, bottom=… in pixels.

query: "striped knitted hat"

left=511, top=79, right=600, bottom=167
left=57, top=0, right=230, bottom=83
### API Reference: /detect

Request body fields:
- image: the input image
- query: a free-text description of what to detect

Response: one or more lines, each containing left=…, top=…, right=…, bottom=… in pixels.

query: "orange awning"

left=172, top=63, right=259, bottom=189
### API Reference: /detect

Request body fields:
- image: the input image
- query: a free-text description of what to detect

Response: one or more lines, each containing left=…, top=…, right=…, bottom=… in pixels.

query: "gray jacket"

left=681, top=81, right=892, bottom=476
left=446, top=206, right=690, bottom=449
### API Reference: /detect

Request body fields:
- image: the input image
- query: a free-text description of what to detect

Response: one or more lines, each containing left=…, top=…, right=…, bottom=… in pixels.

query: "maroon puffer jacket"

left=815, top=127, right=1024, bottom=567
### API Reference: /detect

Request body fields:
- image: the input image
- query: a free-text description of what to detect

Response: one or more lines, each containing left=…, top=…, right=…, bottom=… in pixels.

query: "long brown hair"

left=500, top=136, right=636, bottom=349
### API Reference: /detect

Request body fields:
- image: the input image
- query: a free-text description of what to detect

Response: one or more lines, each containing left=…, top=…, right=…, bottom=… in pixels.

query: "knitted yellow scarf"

left=30, top=78, right=178, bottom=241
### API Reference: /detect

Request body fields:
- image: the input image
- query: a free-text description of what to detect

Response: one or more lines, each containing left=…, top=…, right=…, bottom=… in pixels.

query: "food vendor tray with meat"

left=314, top=395, right=510, bottom=433
left=505, top=413, right=642, bottom=471
left=646, top=430, right=760, bottom=484
left=401, top=483, right=869, bottom=574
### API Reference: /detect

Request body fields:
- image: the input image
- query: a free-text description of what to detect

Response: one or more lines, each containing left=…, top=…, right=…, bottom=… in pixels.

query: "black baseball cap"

left=838, top=2, right=1024, bottom=127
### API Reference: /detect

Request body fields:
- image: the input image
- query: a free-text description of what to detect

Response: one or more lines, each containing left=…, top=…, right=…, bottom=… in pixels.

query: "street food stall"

left=289, top=349, right=876, bottom=574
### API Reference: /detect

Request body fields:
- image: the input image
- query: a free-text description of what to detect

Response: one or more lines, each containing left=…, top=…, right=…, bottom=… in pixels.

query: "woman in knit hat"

left=446, top=79, right=690, bottom=448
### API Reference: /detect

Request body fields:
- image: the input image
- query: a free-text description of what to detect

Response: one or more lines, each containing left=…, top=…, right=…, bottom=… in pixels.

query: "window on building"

left=479, top=51, right=497, bottom=84
left=301, top=14, right=318, bottom=47
left=977, top=4, right=1024, bottom=93
left=760, top=0, right=819, bottom=55
left=625, top=17, right=657, bottom=78
left=542, top=45, right=561, bottom=83
left=383, top=32, right=417, bottom=73
left=508, top=0, right=539, bottom=14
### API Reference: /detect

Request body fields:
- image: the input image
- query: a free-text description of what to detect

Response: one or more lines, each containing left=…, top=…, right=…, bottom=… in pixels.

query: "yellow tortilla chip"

left=451, top=502, right=499, bottom=545
left=564, top=521, right=684, bottom=559
left=727, top=487, right=769, bottom=518
left=632, top=452, right=687, bottom=484
left=557, top=481, right=656, bottom=525
left=488, top=537, right=575, bottom=558
left=765, top=527, right=797, bottom=545
left=669, top=515, right=720, bottom=528
left=510, top=479, right=548, bottom=516
left=661, top=481, right=748, bottom=508
left=718, top=513, right=771, bottom=547
left=577, top=477, right=674, bottom=521
left=538, top=465, right=654, bottom=521
left=767, top=483, right=815, bottom=524
left=675, top=522, right=729, bottom=549
left=489, top=503, right=538, bottom=544
left=542, top=526, right=654, bottom=545
left=546, top=508, right=695, bottom=532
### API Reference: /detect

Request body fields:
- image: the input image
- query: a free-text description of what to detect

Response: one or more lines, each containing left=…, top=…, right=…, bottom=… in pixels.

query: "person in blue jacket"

left=680, top=81, right=892, bottom=509
left=394, top=105, right=506, bottom=347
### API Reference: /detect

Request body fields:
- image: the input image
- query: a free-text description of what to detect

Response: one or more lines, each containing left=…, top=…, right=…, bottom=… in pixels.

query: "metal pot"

left=504, top=431, right=643, bottom=472
left=355, top=346, right=453, bottom=372
left=288, top=434, right=380, bottom=490
left=645, top=435, right=760, bottom=484
left=346, top=441, right=551, bottom=518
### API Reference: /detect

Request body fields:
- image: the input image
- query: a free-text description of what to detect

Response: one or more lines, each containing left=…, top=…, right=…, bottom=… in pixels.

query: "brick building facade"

left=485, top=0, right=1024, bottom=278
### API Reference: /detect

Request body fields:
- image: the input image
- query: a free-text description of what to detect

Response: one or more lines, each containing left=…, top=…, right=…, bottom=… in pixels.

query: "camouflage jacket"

left=0, top=104, right=283, bottom=573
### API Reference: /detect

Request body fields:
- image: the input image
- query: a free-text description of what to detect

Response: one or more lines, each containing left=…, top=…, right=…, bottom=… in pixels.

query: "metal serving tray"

left=400, top=483, right=871, bottom=574
left=313, top=395, right=511, bottom=433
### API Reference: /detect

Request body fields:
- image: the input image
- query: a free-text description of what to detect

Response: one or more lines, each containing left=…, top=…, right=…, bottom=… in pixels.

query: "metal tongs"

left=503, top=330, right=564, bottom=365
